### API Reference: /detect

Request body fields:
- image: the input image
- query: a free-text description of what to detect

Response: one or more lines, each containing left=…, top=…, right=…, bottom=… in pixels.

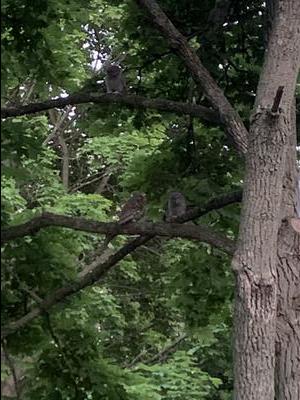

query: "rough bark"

left=232, top=1, right=300, bottom=399
left=264, top=2, right=300, bottom=397
left=275, top=103, right=300, bottom=399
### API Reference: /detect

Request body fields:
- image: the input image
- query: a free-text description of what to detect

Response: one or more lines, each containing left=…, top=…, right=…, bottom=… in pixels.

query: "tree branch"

left=1, top=190, right=242, bottom=247
left=44, top=106, right=73, bottom=145
left=57, top=135, right=70, bottom=190
left=1, top=190, right=240, bottom=338
left=179, top=189, right=242, bottom=223
left=1, top=235, right=152, bottom=338
left=1, top=340, right=22, bottom=399
left=1, top=92, right=220, bottom=125
left=145, top=334, right=187, bottom=365
left=1, top=212, right=235, bottom=254
left=126, top=334, right=187, bottom=368
left=136, top=0, right=248, bottom=155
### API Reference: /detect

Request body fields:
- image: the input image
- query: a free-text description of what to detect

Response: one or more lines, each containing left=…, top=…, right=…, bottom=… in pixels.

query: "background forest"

left=1, top=0, right=299, bottom=399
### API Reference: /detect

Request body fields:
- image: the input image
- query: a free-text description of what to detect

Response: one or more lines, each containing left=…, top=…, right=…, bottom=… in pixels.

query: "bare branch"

left=125, top=348, right=149, bottom=368
left=1, top=92, right=220, bottom=125
left=43, top=106, right=74, bottom=145
left=136, top=0, right=248, bottom=154
left=127, top=334, right=187, bottom=368
left=70, top=166, right=114, bottom=193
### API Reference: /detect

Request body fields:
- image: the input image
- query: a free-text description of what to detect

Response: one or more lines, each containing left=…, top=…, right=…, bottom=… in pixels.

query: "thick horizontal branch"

left=1, top=92, right=220, bottom=125
left=1, top=212, right=235, bottom=254
left=1, top=190, right=242, bottom=246
left=1, top=191, right=241, bottom=338
left=136, top=0, right=248, bottom=155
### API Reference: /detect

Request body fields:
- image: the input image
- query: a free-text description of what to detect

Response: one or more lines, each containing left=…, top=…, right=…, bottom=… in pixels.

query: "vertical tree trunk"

left=264, top=2, right=299, bottom=397
left=232, top=1, right=300, bottom=399
left=275, top=102, right=300, bottom=399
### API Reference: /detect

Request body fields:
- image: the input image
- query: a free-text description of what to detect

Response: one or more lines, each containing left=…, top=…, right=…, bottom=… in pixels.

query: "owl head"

left=131, top=191, right=147, bottom=203
left=106, top=64, right=121, bottom=78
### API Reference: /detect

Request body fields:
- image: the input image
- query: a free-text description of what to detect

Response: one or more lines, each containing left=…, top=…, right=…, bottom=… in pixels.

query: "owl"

left=105, top=64, right=126, bottom=93
left=117, top=192, right=146, bottom=224
left=100, top=192, right=146, bottom=251
left=165, top=191, right=187, bottom=222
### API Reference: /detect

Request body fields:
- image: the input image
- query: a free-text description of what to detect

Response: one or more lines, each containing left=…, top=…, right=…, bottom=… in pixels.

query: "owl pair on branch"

left=102, top=191, right=188, bottom=247
left=116, top=191, right=187, bottom=225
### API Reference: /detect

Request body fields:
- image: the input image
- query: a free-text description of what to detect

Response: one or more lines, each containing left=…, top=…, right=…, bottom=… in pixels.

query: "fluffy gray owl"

left=165, top=191, right=187, bottom=222
left=105, top=64, right=126, bottom=93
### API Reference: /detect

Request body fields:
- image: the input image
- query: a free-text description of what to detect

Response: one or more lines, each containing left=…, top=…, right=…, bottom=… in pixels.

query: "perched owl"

left=165, top=191, right=187, bottom=222
left=117, top=192, right=147, bottom=224
left=101, top=192, right=146, bottom=250
left=105, top=64, right=126, bottom=93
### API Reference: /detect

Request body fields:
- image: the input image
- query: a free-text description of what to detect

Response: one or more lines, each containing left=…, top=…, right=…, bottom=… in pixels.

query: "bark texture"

left=275, top=103, right=300, bottom=399
left=232, top=1, right=300, bottom=399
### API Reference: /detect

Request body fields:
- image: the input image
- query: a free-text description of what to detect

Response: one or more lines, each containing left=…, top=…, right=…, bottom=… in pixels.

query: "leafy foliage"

left=0, top=0, right=268, bottom=398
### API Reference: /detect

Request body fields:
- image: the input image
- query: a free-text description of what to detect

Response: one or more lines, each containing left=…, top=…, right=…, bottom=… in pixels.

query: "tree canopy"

left=1, top=1, right=299, bottom=399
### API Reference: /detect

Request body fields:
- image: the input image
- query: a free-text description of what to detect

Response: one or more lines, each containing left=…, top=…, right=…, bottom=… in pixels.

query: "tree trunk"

left=232, top=1, right=300, bottom=399
left=275, top=101, right=300, bottom=399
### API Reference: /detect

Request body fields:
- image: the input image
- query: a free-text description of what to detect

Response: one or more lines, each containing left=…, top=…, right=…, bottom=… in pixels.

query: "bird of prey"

left=102, top=191, right=146, bottom=249
left=165, top=191, right=187, bottom=222
left=117, top=191, right=146, bottom=224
